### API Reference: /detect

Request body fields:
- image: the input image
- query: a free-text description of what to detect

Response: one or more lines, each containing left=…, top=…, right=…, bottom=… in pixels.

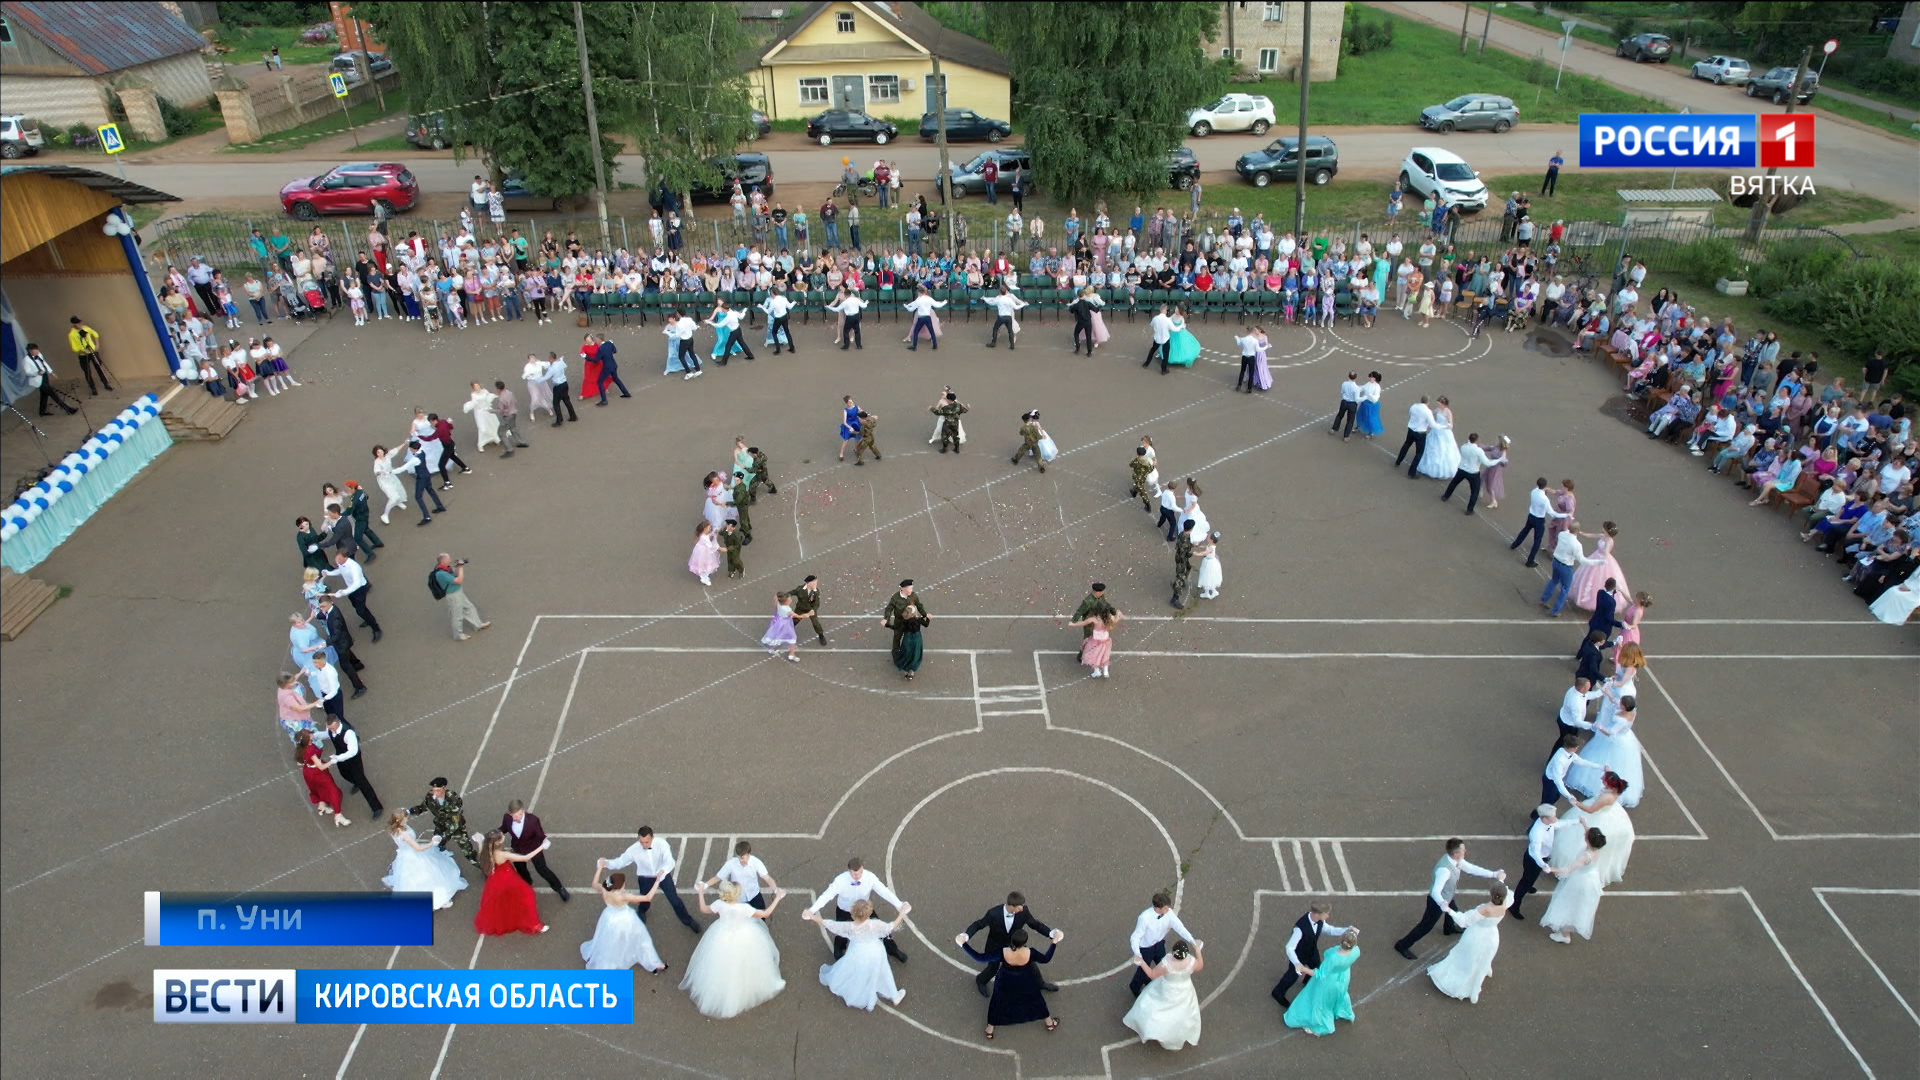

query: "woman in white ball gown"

left=1540, top=827, right=1607, bottom=945
left=1194, top=532, right=1224, bottom=600
left=1122, top=938, right=1205, bottom=1050
left=1425, top=882, right=1511, bottom=1004
left=580, top=868, right=666, bottom=973
left=1417, top=396, right=1460, bottom=480
left=679, top=881, right=787, bottom=1018
left=381, top=811, right=469, bottom=911
left=1552, top=771, right=1635, bottom=885
left=801, top=898, right=911, bottom=1010
left=1566, top=685, right=1644, bottom=809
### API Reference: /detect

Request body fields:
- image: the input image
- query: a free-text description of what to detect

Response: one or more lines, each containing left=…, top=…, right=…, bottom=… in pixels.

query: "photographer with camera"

left=429, top=553, right=490, bottom=641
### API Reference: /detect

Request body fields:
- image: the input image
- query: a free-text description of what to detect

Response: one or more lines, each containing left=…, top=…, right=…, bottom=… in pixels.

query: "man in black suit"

left=314, top=595, right=367, bottom=699
left=955, top=890, right=1062, bottom=997
left=501, top=799, right=569, bottom=901
left=1588, top=578, right=1623, bottom=639
left=321, top=508, right=358, bottom=561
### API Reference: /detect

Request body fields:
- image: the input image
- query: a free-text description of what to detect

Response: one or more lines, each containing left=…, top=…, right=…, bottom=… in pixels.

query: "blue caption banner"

left=1579, top=113, right=1757, bottom=168
left=153, top=970, right=635, bottom=1024
left=145, top=891, right=434, bottom=947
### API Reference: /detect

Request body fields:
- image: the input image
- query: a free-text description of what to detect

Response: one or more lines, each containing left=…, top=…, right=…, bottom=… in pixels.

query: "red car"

left=279, top=162, right=419, bottom=220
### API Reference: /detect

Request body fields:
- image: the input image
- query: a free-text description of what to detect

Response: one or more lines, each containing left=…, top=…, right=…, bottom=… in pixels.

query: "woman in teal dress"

left=1282, top=929, right=1359, bottom=1036
left=731, top=437, right=756, bottom=490
left=1166, top=308, right=1201, bottom=368
left=890, top=600, right=928, bottom=680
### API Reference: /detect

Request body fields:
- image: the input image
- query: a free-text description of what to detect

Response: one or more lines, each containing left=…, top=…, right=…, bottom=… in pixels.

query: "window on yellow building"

left=867, top=75, right=900, bottom=104
left=837, top=12, right=855, bottom=32
left=799, top=77, right=830, bottom=105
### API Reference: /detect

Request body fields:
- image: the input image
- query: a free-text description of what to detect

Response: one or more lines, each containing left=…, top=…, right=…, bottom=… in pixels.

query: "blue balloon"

left=105, top=433, right=123, bottom=444
left=31, top=497, right=48, bottom=510
left=33, top=481, right=52, bottom=494
left=71, top=461, right=89, bottom=475
left=55, top=481, right=73, bottom=493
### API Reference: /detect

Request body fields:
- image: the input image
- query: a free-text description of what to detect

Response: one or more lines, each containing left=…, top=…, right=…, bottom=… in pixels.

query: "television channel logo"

left=1579, top=114, right=1816, bottom=169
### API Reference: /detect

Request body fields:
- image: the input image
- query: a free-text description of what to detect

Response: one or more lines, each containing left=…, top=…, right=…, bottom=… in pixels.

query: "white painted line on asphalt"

left=332, top=944, right=401, bottom=1079
left=1291, top=840, right=1313, bottom=894
left=427, top=935, right=488, bottom=1080
left=1331, top=841, right=1357, bottom=893
left=1272, top=841, right=1291, bottom=891
left=528, top=651, right=588, bottom=812
left=791, top=479, right=804, bottom=559
left=554, top=1025, right=739, bottom=1080
left=1742, top=887, right=1876, bottom=1078
left=1641, top=743, right=1709, bottom=840
left=1813, top=887, right=1920, bottom=1030
left=460, top=619, right=541, bottom=793
left=868, top=479, right=882, bottom=560
left=1312, top=841, right=1334, bottom=899
left=919, top=479, right=943, bottom=552
left=1644, top=665, right=1778, bottom=839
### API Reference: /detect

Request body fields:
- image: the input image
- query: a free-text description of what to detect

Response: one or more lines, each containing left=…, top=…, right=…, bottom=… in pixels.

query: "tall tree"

left=619, top=2, right=760, bottom=208
left=986, top=2, right=1228, bottom=200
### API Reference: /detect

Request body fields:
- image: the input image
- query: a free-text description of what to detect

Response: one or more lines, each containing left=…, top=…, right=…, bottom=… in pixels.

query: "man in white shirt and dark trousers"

left=1157, top=484, right=1183, bottom=541
left=601, top=826, right=702, bottom=933
left=806, top=857, right=910, bottom=962
left=547, top=353, right=577, bottom=425
left=904, top=286, right=946, bottom=351
left=1129, top=892, right=1200, bottom=996
left=1395, top=395, right=1433, bottom=477
left=702, top=839, right=779, bottom=910
left=327, top=551, right=382, bottom=641
left=706, top=299, right=754, bottom=362
left=322, top=715, right=381, bottom=814
left=1440, top=432, right=1498, bottom=514
left=830, top=290, right=868, bottom=350
left=1543, top=732, right=1604, bottom=805
left=1556, top=677, right=1602, bottom=748
left=762, top=290, right=795, bottom=354
left=1392, top=839, right=1504, bottom=960
left=308, top=652, right=345, bottom=722
left=984, top=286, right=1026, bottom=349
left=674, top=313, right=701, bottom=378
left=1509, top=804, right=1573, bottom=920
left=1330, top=372, right=1362, bottom=437
left=1510, top=477, right=1569, bottom=567
left=1233, top=328, right=1261, bottom=392
left=1144, top=305, right=1173, bottom=372
left=1270, top=902, right=1354, bottom=1007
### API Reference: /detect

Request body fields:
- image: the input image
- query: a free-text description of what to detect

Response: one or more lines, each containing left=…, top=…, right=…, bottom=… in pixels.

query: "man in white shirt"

left=1441, top=431, right=1499, bottom=514
left=322, top=715, right=381, bottom=814
left=1234, top=327, right=1262, bottom=393
left=672, top=312, right=701, bottom=378
left=1540, top=524, right=1601, bottom=616
left=1557, top=677, right=1602, bottom=743
left=1144, top=304, right=1174, bottom=372
left=1542, top=732, right=1605, bottom=804
left=805, top=856, right=910, bottom=961
left=600, top=826, right=701, bottom=932
left=307, top=652, right=344, bottom=723
left=546, top=352, right=577, bottom=425
left=1509, top=805, right=1574, bottom=920
left=705, top=299, right=754, bottom=363
left=1127, top=891, right=1201, bottom=996
left=1269, top=901, right=1354, bottom=1007
left=1395, top=395, right=1434, bottom=477
left=1510, top=477, right=1570, bottom=567
left=325, top=551, right=381, bottom=640
left=903, top=285, right=947, bottom=351
left=829, top=290, right=869, bottom=350
left=983, top=286, right=1026, bottom=349
left=1157, top=482, right=1183, bottom=541
left=1392, top=838, right=1504, bottom=960
left=702, top=839, right=779, bottom=910
left=1331, top=372, right=1362, bottom=438
left=761, top=289, right=795, bottom=354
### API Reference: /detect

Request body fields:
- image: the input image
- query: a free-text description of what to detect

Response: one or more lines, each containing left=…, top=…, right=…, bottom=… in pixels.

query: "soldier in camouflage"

left=747, top=446, right=776, bottom=503
left=1129, top=447, right=1156, bottom=512
left=730, top=471, right=753, bottom=543
left=929, top=392, right=968, bottom=453
left=854, top=411, right=881, bottom=465
left=1170, top=520, right=1197, bottom=610
left=720, top=519, right=744, bottom=578
left=1070, top=583, right=1111, bottom=640
left=408, top=778, right=481, bottom=870
left=1012, top=410, right=1046, bottom=473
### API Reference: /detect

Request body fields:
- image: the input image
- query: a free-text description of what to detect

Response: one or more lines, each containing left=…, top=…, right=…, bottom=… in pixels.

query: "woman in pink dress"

left=688, top=521, right=723, bottom=586
left=1250, top=327, right=1273, bottom=391
left=1613, top=590, right=1651, bottom=665
left=1544, top=479, right=1577, bottom=548
left=1069, top=609, right=1121, bottom=678
left=1483, top=435, right=1511, bottom=509
left=1571, top=521, right=1629, bottom=611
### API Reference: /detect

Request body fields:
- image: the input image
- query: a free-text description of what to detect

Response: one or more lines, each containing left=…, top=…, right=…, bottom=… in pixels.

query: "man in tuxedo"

left=501, top=799, right=569, bottom=901
left=1270, top=902, right=1354, bottom=1007
left=1588, top=577, right=1623, bottom=639
left=601, top=826, right=701, bottom=933
left=1392, top=838, right=1504, bottom=960
left=314, top=595, right=367, bottom=699
left=956, top=890, right=1062, bottom=997
left=321, top=508, right=357, bottom=562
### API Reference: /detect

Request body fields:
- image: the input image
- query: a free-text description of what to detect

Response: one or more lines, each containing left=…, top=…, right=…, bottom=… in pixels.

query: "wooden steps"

left=162, top=390, right=248, bottom=441
left=0, top=569, right=61, bottom=641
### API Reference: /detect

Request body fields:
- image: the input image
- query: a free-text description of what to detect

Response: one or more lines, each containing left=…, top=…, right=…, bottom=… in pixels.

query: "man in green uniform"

left=720, top=520, right=744, bottom=578
left=747, top=446, right=777, bottom=503
left=730, top=471, right=754, bottom=544
left=929, top=392, right=968, bottom=453
left=1012, top=410, right=1046, bottom=473
left=408, top=777, right=481, bottom=871
left=854, top=410, right=882, bottom=465
left=1070, top=583, right=1111, bottom=639
left=882, top=579, right=926, bottom=653
left=343, top=480, right=384, bottom=560
left=1129, top=447, right=1156, bottom=512
left=790, top=574, right=827, bottom=646
left=1171, top=520, right=1196, bottom=609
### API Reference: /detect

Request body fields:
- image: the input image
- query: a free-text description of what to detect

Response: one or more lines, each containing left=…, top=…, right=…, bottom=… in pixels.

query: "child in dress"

left=1069, top=608, right=1122, bottom=678
left=347, top=281, right=367, bottom=326
left=1195, top=532, right=1224, bottom=599
left=689, top=521, right=723, bottom=587
left=761, top=592, right=800, bottom=662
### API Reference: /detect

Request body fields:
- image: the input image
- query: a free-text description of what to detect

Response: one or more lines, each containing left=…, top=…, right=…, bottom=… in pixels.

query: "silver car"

left=1690, top=55, right=1751, bottom=85
left=1418, top=94, right=1519, bottom=134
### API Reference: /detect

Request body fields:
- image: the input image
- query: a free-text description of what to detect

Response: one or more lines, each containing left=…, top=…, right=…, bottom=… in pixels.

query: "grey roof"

left=1617, top=188, right=1724, bottom=205
left=761, top=2, right=1008, bottom=76
left=1, top=0, right=208, bottom=75
left=0, top=164, right=180, bottom=204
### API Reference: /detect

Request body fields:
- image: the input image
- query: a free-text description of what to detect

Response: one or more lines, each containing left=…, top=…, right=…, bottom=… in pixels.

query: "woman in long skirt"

left=1250, top=327, right=1273, bottom=391
left=1614, top=591, right=1650, bottom=664
left=1122, top=938, right=1203, bottom=1049
left=1356, top=372, right=1384, bottom=438
left=1283, top=929, right=1359, bottom=1036
left=463, top=382, right=501, bottom=452
left=1425, top=883, right=1511, bottom=1004
left=958, top=928, right=1060, bottom=1037
left=580, top=870, right=667, bottom=972
left=1571, top=521, right=1629, bottom=611
left=1540, top=828, right=1607, bottom=944
left=803, top=898, right=911, bottom=1010
left=521, top=354, right=554, bottom=420
left=276, top=673, right=321, bottom=744
left=1069, top=609, right=1122, bottom=678
left=761, top=592, right=801, bottom=662
left=689, top=521, right=723, bottom=586
left=370, top=444, right=408, bottom=524
left=1195, top=532, right=1224, bottom=599
left=473, top=831, right=550, bottom=936
left=294, top=730, right=351, bottom=826
left=891, top=600, right=928, bottom=680
left=1088, top=302, right=1110, bottom=350
left=1482, top=435, right=1511, bottom=509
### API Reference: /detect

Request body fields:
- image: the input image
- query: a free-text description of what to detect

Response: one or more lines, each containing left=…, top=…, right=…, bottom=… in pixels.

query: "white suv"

left=1187, top=93, right=1275, bottom=137
left=1, top=115, right=46, bottom=159
left=1399, top=147, right=1488, bottom=211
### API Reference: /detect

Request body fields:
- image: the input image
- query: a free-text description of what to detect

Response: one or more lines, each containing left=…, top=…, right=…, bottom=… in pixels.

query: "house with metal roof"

left=752, top=1, right=1008, bottom=123
left=0, top=1, right=213, bottom=133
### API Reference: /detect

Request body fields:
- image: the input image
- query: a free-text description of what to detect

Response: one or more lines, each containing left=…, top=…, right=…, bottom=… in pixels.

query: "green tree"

left=618, top=2, right=760, bottom=209
left=985, top=2, right=1228, bottom=200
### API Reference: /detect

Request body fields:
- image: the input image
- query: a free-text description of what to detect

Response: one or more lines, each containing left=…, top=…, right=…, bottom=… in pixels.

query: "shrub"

left=1846, top=58, right=1920, bottom=102
left=1344, top=8, right=1395, bottom=56
left=157, top=97, right=198, bottom=138
left=1757, top=257, right=1920, bottom=386
left=1677, top=237, right=1743, bottom=285
left=1524, top=54, right=1552, bottom=87
left=1612, top=15, right=1639, bottom=41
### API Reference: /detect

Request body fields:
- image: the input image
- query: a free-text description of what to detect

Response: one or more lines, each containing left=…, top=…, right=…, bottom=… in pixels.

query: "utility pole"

left=1744, top=44, right=1812, bottom=242
left=1459, top=2, right=1472, bottom=53
left=1479, top=1, right=1493, bottom=54
left=932, top=55, right=953, bottom=252
left=354, top=15, right=384, bottom=113
left=1225, top=1, right=1236, bottom=69
left=1294, top=0, right=1311, bottom=236
left=571, top=0, right=611, bottom=251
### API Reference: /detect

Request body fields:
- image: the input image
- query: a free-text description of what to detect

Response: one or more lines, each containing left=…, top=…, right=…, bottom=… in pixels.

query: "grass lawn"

left=208, top=23, right=340, bottom=66
left=1841, top=228, right=1920, bottom=263
left=355, top=132, right=417, bottom=152
left=224, top=104, right=401, bottom=154
left=1493, top=4, right=1619, bottom=50
left=1237, top=6, right=1664, bottom=126
left=1815, top=95, right=1920, bottom=142
left=120, top=105, right=224, bottom=150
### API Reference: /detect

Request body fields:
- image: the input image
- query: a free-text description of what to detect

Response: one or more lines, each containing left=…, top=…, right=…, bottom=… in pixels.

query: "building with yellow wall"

left=752, top=1, right=1009, bottom=125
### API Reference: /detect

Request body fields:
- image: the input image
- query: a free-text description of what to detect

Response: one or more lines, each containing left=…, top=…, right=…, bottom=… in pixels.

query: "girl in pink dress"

left=1571, top=521, right=1629, bottom=611
left=1069, top=609, right=1121, bottom=678
left=688, top=521, right=723, bottom=586
left=1613, top=590, right=1650, bottom=665
left=1545, top=480, right=1577, bottom=548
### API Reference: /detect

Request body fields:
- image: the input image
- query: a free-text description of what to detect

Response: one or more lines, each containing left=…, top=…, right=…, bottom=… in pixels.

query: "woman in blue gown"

left=838, top=396, right=862, bottom=461
left=1283, top=929, right=1358, bottom=1036
left=1166, top=308, right=1200, bottom=368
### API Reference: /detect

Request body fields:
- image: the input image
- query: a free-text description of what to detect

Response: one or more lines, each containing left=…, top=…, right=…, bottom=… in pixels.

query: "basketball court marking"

left=1812, top=887, right=1920, bottom=1029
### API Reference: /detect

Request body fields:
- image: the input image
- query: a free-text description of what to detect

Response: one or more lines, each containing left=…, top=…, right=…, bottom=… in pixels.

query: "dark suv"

left=939, top=147, right=1032, bottom=198
left=1616, top=33, right=1672, bottom=62
left=1746, top=66, right=1819, bottom=104
left=1234, top=135, right=1339, bottom=188
left=1168, top=148, right=1200, bottom=190
left=917, top=109, right=1011, bottom=142
left=806, top=110, right=897, bottom=146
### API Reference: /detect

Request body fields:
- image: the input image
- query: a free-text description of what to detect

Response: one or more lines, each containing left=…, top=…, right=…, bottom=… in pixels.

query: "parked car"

left=1399, top=147, right=1486, bottom=211
left=685, top=152, right=774, bottom=203
left=0, top=114, right=46, bottom=159
left=1616, top=33, right=1672, bottom=62
left=279, top=162, right=419, bottom=219
left=1689, top=55, right=1752, bottom=85
left=1168, top=147, right=1200, bottom=190
left=498, top=173, right=565, bottom=212
left=330, top=51, right=393, bottom=83
left=1418, top=94, right=1519, bottom=134
left=939, top=147, right=1033, bottom=198
left=404, top=114, right=452, bottom=150
left=917, top=108, right=1011, bottom=143
left=1747, top=66, right=1818, bottom=104
left=1187, top=93, right=1275, bottom=137
left=1234, top=134, right=1339, bottom=188
left=805, top=109, right=897, bottom=146
left=749, top=110, right=771, bottom=140
left=301, top=22, right=335, bottom=44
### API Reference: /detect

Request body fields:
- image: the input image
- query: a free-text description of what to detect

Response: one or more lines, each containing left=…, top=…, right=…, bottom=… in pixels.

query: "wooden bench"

left=0, top=569, right=61, bottom=641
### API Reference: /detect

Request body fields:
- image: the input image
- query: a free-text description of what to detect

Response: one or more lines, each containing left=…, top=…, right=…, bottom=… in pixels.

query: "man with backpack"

left=429, top=554, right=490, bottom=641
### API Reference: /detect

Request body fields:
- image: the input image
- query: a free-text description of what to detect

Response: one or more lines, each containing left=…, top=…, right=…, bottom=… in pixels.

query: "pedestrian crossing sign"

left=97, top=123, right=124, bottom=154
left=330, top=73, right=349, bottom=98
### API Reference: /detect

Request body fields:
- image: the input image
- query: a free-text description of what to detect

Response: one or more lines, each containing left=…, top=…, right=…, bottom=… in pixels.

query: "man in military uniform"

left=1071, top=583, right=1111, bottom=640
left=1129, top=447, right=1156, bottom=512
left=747, top=446, right=777, bottom=503
left=791, top=574, right=827, bottom=646
left=930, top=392, right=969, bottom=453
left=720, top=520, right=744, bottom=578
left=882, top=579, right=927, bottom=653
left=408, top=777, right=481, bottom=870
left=854, top=410, right=882, bottom=465
left=730, top=471, right=754, bottom=544
left=1012, top=410, right=1046, bottom=473
left=343, top=480, right=383, bottom=561
left=1171, top=521, right=1197, bottom=610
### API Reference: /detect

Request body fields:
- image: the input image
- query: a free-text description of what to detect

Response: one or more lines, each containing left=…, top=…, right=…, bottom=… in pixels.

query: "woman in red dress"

left=473, top=830, right=550, bottom=936
left=579, top=335, right=603, bottom=404
left=295, top=730, right=350, bottom=827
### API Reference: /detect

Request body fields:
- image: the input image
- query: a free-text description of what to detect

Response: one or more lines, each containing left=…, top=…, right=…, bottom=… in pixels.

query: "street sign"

left=97, top=123, right=123, bottom=154
left=329, top=72, right=349, bottom=98
left=1822, top=39, right=1838, bottom=55
left=1561, top=19, right=1578, bottom=33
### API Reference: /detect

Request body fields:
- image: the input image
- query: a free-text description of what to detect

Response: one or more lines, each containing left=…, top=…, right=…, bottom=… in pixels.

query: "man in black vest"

left=1270, top=901, right=1355, bottom=1007
left=322, top=715, right=381, bottom=814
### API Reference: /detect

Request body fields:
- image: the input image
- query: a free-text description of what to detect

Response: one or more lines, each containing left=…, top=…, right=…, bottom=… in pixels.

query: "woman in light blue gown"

left=1283, top=929, right=1359, bottom=1036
